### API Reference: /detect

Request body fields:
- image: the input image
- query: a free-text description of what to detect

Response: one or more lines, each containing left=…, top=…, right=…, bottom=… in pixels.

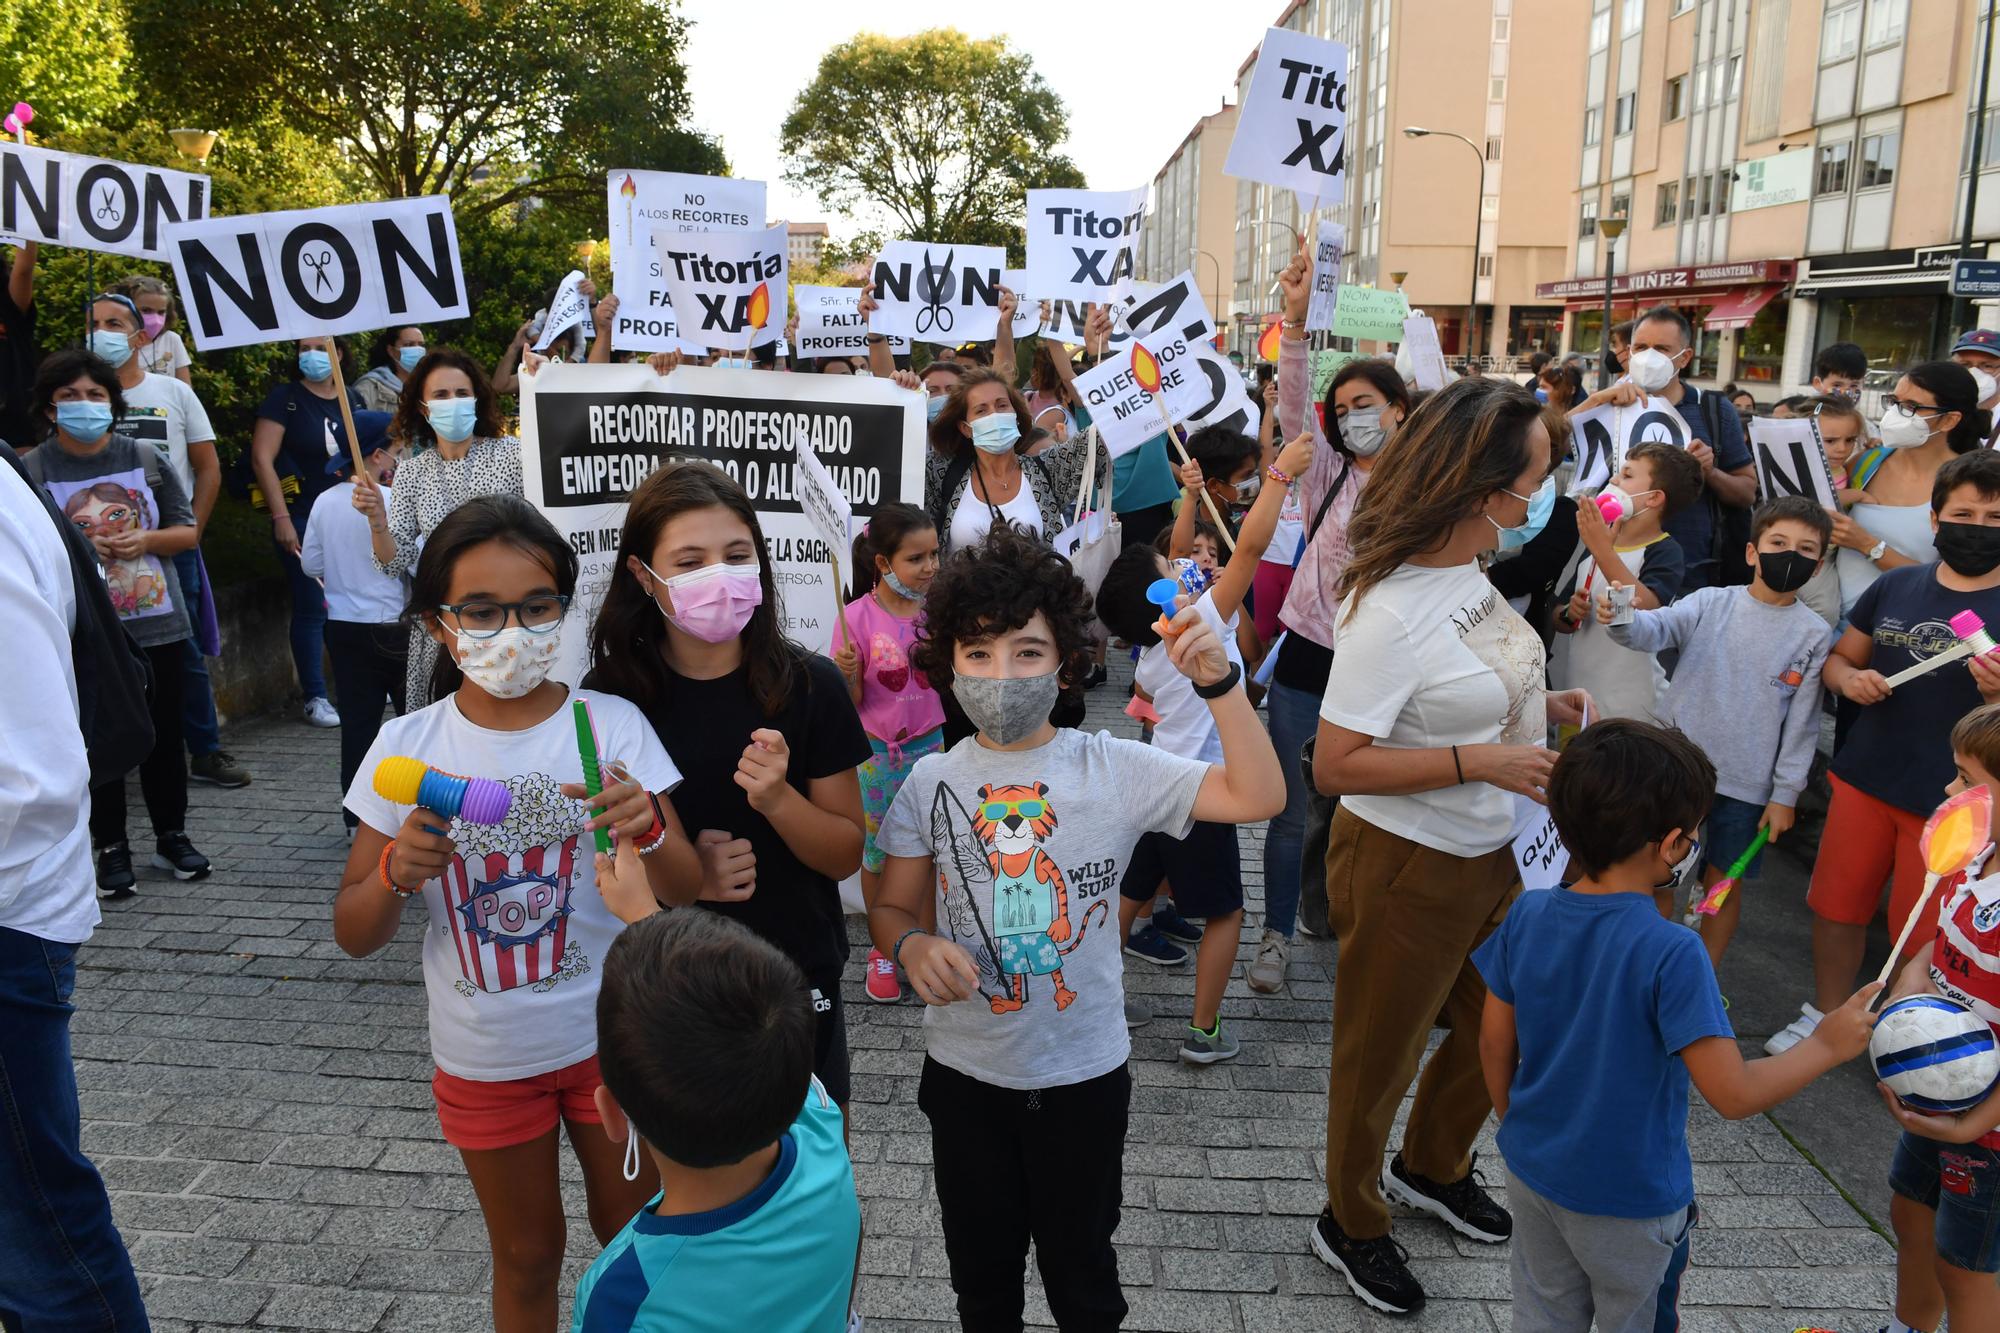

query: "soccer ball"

left=1870, top=995, right=2000, bottom=1114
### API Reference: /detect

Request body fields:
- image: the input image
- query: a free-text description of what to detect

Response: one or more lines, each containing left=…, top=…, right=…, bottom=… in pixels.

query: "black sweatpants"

left=90, top=640, right=187, bottom=846
left=326, top=620, right=408, bottom=826
left=919, top=1056, right=1131, bottom=1332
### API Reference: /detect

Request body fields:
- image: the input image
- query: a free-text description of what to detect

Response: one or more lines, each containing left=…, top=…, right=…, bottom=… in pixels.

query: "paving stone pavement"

left=73, top=663, right=1898, bottom=1331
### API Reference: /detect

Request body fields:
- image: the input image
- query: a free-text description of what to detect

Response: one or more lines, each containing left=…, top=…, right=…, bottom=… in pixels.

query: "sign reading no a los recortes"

left=606, top=170, right=766, bottom=354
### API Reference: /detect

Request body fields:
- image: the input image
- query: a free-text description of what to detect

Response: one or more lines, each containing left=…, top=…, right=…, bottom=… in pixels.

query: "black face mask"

left=1757, top=550, right=1819, bottom=594
left=1936, top=521, right=2000, bottom=577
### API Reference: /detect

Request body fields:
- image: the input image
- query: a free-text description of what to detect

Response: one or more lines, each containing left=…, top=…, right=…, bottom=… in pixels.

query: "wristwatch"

left=1867, top=539, right=1888, bottom=563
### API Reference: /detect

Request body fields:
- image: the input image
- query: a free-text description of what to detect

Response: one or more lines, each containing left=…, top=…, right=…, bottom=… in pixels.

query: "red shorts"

left=1806, top=775, right=1941, bottom=955
left=431, top=1054, right=605, bottom=1152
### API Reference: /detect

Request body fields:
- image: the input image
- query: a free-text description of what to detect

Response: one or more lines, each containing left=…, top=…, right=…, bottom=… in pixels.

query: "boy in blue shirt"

left=1474, top=720, right=1879, bottom=1333
left=573, top=851, right=861, bottom=1333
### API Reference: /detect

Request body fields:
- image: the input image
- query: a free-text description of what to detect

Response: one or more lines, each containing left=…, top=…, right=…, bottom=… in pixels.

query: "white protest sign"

left=1305, top=220, right=1345, bottom=332
left=1509, top=773, right=1568, bottom=893
left=1025, top=185, right=1148, bottom=303
left=1003, top=269, right=1043, bottom=340
left=652, top=223, right=788, bottom=351
left=1072, top=328, right=1207, bottom=458
left=533, top=269, right=596, bottom=352
left=1566, top=394, right=1691, bottom=496
left=1040, top=270, right=1216, bottom=349
left=794, top=285, right=907, bottom=360
left=166, top=196, right=467, bottom=351
left=794, top=435, right=855, bottom=635
left=518, top=361, right=927, bottom=684
left=1750, top=416, right=1839, bottom=511
left=1225, top=26, right=1350, bottom=206
left=1402, top=313, right=1447, bottom=391
left=607, top=170, right=765, bottom=354
left=1187, top=344, right=1262, bottom=439
left=0, top=141, right=209, bottom=262
left=867, top=240, right=1007, bottom=346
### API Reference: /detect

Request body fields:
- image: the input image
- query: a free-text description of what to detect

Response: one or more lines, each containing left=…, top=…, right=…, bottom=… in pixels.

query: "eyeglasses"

left=980, top=797, right=1047, bottom=821
left=1882, top=396, right=1945, bottom=417
left=437, top=595, right=571, bottom=639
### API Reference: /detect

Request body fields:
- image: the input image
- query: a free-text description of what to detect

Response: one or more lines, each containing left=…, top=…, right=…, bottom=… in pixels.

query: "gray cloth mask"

left=951, top=671, right=1060, bottom=745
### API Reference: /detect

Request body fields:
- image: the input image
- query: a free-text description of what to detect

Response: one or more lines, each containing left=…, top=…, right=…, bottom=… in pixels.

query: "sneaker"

left=1082, top=662, right=1109, bottom=690
left=1123, top=924, right=1189, bottom=966
left=1382, top=1153, right=1511, bottom=1244
left=1152, top=902, right=1203, bottom=944
left=304, top=696, right=341, bottom=728
left=189, top=750, right=252, bottom=788
left=1309, top=1209, right=1425, bottom=1316
left=95, top=844, right=136, bottom=900
left=1246, top=928, right=1290, bottom=993
left=152, top=832, right=212, bottom=882
left=1125, top=996, right=1153, bottom=1028
left=1763, top=1003, right=1824, bottom=1056
left=1180, top=1021, right=1241, bottom=1065
left=864, top=948, right=901, bottom=1004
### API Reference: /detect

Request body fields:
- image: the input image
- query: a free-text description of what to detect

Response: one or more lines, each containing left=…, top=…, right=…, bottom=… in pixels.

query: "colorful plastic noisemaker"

left=1693, top=826, right=1770, bottom=917
left=1883, top=611, right=2000, bottom=687
left=1876, top=784, right=1994, bottom=990
left=372, top=757, right=512, bottom=825
left=573, top=699, right=612, bottom=855
left=1147, top=577, right=1182, bottom=639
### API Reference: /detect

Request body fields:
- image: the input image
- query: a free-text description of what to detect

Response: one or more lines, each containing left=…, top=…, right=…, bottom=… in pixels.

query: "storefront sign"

left=1536, top=259, right=1794, bottom=302
left=1730, top=151, right=1813, bottom=213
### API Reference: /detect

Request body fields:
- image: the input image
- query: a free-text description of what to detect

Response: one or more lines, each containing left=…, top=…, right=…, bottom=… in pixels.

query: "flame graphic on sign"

left=1258, top=319, right=1283, bottom=362
left=1924, top=785, right=1994, bottom=878
left=746, top=282, right=771, bottom=332
left=1131, top=340, right=1162, bottom=395
left=618, top=175, right=637, bottom=199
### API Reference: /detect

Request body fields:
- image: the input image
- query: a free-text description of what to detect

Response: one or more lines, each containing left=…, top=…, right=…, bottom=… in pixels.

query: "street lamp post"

left=1596, top=215, right=1628, bottom=391
left=1192, top=248, right=1223, bottom=342
left=1405, top=127, right=1483, bottom=363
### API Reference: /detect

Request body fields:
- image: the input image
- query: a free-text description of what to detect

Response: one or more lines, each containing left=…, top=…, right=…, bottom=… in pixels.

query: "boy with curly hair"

left=867, top=525, right=1285, bottom=1330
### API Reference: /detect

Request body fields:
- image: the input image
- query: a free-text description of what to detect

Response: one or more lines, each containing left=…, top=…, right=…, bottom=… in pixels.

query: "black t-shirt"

left=256, top=381, right=363, bottom=517
left=0, top=275, right=39, bottom=451
left=607, top=651, right=870, bottom=978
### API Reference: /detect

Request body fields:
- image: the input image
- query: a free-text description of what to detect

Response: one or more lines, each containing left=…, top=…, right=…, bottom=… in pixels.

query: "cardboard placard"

left=650, top=222, right=788, bottom=351
left=0, top=141, right=209, bottom=262
left=1038, top=271, right=1216, bottom=348
left=1329, top=285, right=1409, bottom=342
left=1003, top=268, right=1043, bottom=339
left=1072, top=328, right=1207, bottom=458
left=1750, top=416, right=1840, bottom=511
left=1566, top=395, right=1692, bottom=496
left=1224, top=27, right=1350, bottom=205
left=794, top=285, right=907, bottom=359
left=1510, top=780, right=1568, bottom=893
left=1024, top=185, right=1148, bottom=303
left=867, top=240, right=1007, bottom=346
left=607, top=170, right=765, bottom=354
left=1402, top=313, right=1447, bottom=391
left=533, top=269, right=596, bottom=352
left=1305, top=220, right=1345, bottom=332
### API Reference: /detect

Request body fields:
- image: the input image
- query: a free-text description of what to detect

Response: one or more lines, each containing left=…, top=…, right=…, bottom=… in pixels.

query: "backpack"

left=2, top=447, right=156, bottom=786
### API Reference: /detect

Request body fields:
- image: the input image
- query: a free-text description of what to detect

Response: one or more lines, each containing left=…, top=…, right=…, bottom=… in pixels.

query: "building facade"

left=1135, top=102, right=1239, bottom=334
left=787, top=221, right=829, bottom=269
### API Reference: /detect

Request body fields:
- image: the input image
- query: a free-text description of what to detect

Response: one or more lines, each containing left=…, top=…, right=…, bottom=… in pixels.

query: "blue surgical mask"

left=970, top=413, right=1021, bottom=454
left=716, top=356, right=751, bottom=370
left=926, top=395, right=947, bottom=423
left=397, top=346, right=426, bottom=373
left=298, top=350, right=333, bottom=381
left=55, top=400, right=115, bottom=441
left=426, top=398, right=478, bottom=444
left=1490, top=475, right=1555, bottom=550
left=88, top=330, right=133, bottom=369
left=1533, top=387, right=1549, bottom=404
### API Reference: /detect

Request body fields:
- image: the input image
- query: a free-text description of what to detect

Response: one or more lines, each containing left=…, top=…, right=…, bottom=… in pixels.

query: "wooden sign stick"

left=320, top=335, right=368, bottom=477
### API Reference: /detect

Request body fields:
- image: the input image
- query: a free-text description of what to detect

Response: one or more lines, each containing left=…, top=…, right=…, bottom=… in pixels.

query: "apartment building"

left=787, top=221, right=829, bottom=270
left=1134, top=102, right=1238, bottom=333
left=1551, top=0, right=2000, bottom=399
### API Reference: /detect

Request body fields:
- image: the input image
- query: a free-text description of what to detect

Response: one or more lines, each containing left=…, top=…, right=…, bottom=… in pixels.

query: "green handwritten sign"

left=1330, top=285, right=1410, bottom=343
left=1312, top=349, right=1361, bottom=401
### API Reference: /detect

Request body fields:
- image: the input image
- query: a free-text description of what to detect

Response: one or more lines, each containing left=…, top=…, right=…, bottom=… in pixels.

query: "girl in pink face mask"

left=582, top=463, right=871, bottom=1111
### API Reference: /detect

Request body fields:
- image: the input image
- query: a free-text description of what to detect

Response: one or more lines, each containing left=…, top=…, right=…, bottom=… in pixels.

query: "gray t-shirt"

left=876, top=727, right=1207, bottom=1090
left=23, top=433, right=194, bottom=649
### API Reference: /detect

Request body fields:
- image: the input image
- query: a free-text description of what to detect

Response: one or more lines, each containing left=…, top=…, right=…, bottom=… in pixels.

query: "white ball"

left=1870, top=995, right=2000, bottom=1114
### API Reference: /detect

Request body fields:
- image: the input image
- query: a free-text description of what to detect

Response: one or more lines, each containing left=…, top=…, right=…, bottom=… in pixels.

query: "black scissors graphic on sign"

left=301, top=249, right=336, bottom=294
left=95, top=186, right=123, bottom=223
left=914, top=247, right=955, bottom=336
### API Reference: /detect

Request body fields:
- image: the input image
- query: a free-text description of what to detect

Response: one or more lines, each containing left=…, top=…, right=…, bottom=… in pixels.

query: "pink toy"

left=1882, top=611, right=2000, bottom=688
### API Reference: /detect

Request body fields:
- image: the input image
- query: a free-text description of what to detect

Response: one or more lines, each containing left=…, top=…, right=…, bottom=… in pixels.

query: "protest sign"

left=1072, top=327, right=1209, bottom=458
left=518, top=361, right=927, bottom=681
left=1402, top=313, right=1447, bottom=391
left=1039, top=271, right=1215, bottom=348
left=1330, top=285, right=1409, bottom=342
left=1750, top=416, right=1839, bottom=511
left=0, top=141, right=209, bottom=262
left=794, top=285, right=907, bottom=359
left=1509, top=772, right=1568, bottom=893
left=1025, top=185, right=1148, bottom=303
left=1003, top=268, right=1043, bottom=340
left=166, top=196, right=467, bottom=351
left=1567, top=395, right=1691, bottom=496
left=1312, top=348, right=1361, bottom=401
left=652, top=223, right=788, bottom=351
left=794, top=436, right=855, bottom=639
left=533, top=269, right=595, bottom=352
left=607, top=170, right=765, bottom=354
left=868, top=241, right=1006, bottom=345
left=1225, top=27, right=1349, bottom=205
left=1185, top=344, right=1262, bottom=439
left=1305, top=221, right=1345, bottom=332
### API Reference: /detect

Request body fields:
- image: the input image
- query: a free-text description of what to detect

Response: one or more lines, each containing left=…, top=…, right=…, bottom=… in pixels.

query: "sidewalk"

left=74, top=663, right=1896, bottom=1331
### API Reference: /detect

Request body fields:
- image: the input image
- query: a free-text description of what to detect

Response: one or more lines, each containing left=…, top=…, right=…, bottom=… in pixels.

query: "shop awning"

left=1701, top=284, right=1784, bottom=331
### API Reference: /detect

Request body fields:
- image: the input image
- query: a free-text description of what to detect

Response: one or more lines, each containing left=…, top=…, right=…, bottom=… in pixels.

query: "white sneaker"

left=304, top=696, right=341, bottom=729
left=1763, top=1003, right=1824, bottom=1056
left=1247, top=928, right=1290, bottom=994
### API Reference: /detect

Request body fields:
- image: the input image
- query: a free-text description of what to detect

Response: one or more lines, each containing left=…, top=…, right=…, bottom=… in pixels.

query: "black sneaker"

left=189, top=750, right=252, bottom=788
left=152, top=832, right=211, bottom=882
left=96, top=844, right=136, bottom=900
left=1382, top=1152, right=1511, bottom=1244
left=1151, top=903, right=1203, bottom=944
left=1309, top=1209, right=1424, bottom=1316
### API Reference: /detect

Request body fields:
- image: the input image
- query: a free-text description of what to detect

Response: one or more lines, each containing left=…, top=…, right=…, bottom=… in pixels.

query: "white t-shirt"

left=343, top=688, right=679, bottom=1081
left=117, top=372, right=214, bottom=502
left=139, top=329, right=191, bottom=377
left=1322, top=562, right=1547, bottom=857
left=1133, top=588, right=1242, bottom=765
left=1265, top=484, right=1305, bottom=567
left=948, top=474, right=1042, bottom=552
left=301, top=481, right=405, bottom=623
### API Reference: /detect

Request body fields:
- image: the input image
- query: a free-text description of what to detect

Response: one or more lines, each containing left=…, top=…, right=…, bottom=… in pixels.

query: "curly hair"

left=911, top=524, right=1096, bottom=705
left=390, top=348, right=506, bottom=450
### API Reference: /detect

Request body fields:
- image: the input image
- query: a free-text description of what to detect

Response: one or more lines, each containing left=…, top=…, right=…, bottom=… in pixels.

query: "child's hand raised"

left=901, top=934, right=980, bottom=1005
left=1162, top=609, right=1231, bottom=690
left=1274, top=431, right=1313, bottom=481
left=1175, top=458, right=1204, bottom=491
left=1806, top=981, right=1883, bottom=1062
left=594, top=831, right=661, bottom=924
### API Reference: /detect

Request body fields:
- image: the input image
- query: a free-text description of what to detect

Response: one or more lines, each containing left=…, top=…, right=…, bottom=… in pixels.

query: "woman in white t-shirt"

left=1304, top=377, right=1591, bottom=1315
left=923, top=367, right=1107, bottom=554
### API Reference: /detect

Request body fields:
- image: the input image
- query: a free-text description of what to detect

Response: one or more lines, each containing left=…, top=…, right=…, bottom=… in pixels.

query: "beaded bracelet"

left=1266, top=462, right=1295, bottom=486
left=379, top=841, right=420, bottom=897
left=891, top=927, right=926, bottom=968
left=636, top=794, right=671, bottom=856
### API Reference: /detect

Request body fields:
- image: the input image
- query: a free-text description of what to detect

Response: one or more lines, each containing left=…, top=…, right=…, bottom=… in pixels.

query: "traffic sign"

left=1951, top=258, right=2000, bottom=298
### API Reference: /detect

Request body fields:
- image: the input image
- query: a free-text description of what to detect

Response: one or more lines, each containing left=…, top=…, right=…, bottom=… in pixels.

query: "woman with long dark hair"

left=352, top=325, right=427, bottom=413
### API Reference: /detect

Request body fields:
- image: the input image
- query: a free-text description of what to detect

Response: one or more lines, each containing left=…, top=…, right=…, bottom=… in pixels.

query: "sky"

left=677, top=1, right=1283, bottom=237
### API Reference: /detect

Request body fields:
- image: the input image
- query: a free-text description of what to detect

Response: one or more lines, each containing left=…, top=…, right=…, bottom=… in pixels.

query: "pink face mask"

left=140, top=312, right=166, bottom=341
left=644, top=559, right=763, bottom=643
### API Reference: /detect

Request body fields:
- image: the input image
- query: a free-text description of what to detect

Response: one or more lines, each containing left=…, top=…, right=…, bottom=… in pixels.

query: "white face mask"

left=1626, top=347, right=1678, bottom=394
left=450, top=623, right=563, bottom=698
left=1973, top=368, right=1998, bottom=406
left=1878, top=403, right=1937, bottom=449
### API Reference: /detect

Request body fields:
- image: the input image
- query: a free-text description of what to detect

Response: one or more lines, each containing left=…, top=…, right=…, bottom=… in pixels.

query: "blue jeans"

left=1262, top=680, right=1319, bottom=939
left=0, top=927, right=148, bottom=1331
left=276, top=518, right=327, bottom=702
left=172, top=549, right=220, bottom=757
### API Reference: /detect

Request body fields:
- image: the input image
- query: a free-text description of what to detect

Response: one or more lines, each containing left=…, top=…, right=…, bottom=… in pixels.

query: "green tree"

left=780, top=29, right=1085, bottom=261
left=0, top=0, right=131, bottom=133
left=126, top=0, right=727, bottom=226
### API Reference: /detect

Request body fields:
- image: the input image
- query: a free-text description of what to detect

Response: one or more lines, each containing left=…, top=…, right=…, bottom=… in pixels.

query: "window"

left=1611, top=192, right=1631, bottom=218
left=1694, top=65, right=1710, bottom=108
left=1494, top=15, right=1510, bottom=38
left=1967, top=108, right=2000, bottom=171
left=1859, top=131, right=1900, bottom=189
left=1584, top=106, right=1603, bottom=145
left=1697, top=173, right=1713, bottom=216
left=1580, top=198, right=1600, bottom=239
left=1614, top=91, right=1636, bottom=135
left=1590, top=9, right=1611, bottom=49
left=1622, top=0, right=1644, bottom=34
left=1665, top=76, right=1687, bottom=120
left=1486, top=135, right=1503, bottom=161
left=1816, top=139, right=1852, bottom=195
left=1482, top=194, right=1500, bottom=218
left=1491, top=76, right=1507, bottom=100
left=1674, top=0, right=1694, bottom=11
left=1727, top=53, right=1742, bottom=99
left=1656, top=181, right=1680, bottom=224
left=1821, top=0, right=1862, bottom=62
left=1477, top=254, right=1495, bottom=277
left=1713, top=169, right=1732, bottom=213
left=1866, top=0, right=1907, bottom=47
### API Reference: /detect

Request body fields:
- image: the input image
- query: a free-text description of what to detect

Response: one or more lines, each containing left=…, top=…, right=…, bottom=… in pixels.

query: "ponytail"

left=849, top=502, right=935, bottom=600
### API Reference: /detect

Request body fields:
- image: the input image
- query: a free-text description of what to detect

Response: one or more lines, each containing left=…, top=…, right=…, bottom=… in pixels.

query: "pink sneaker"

left=865, top=948, right=902, bottom=1004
